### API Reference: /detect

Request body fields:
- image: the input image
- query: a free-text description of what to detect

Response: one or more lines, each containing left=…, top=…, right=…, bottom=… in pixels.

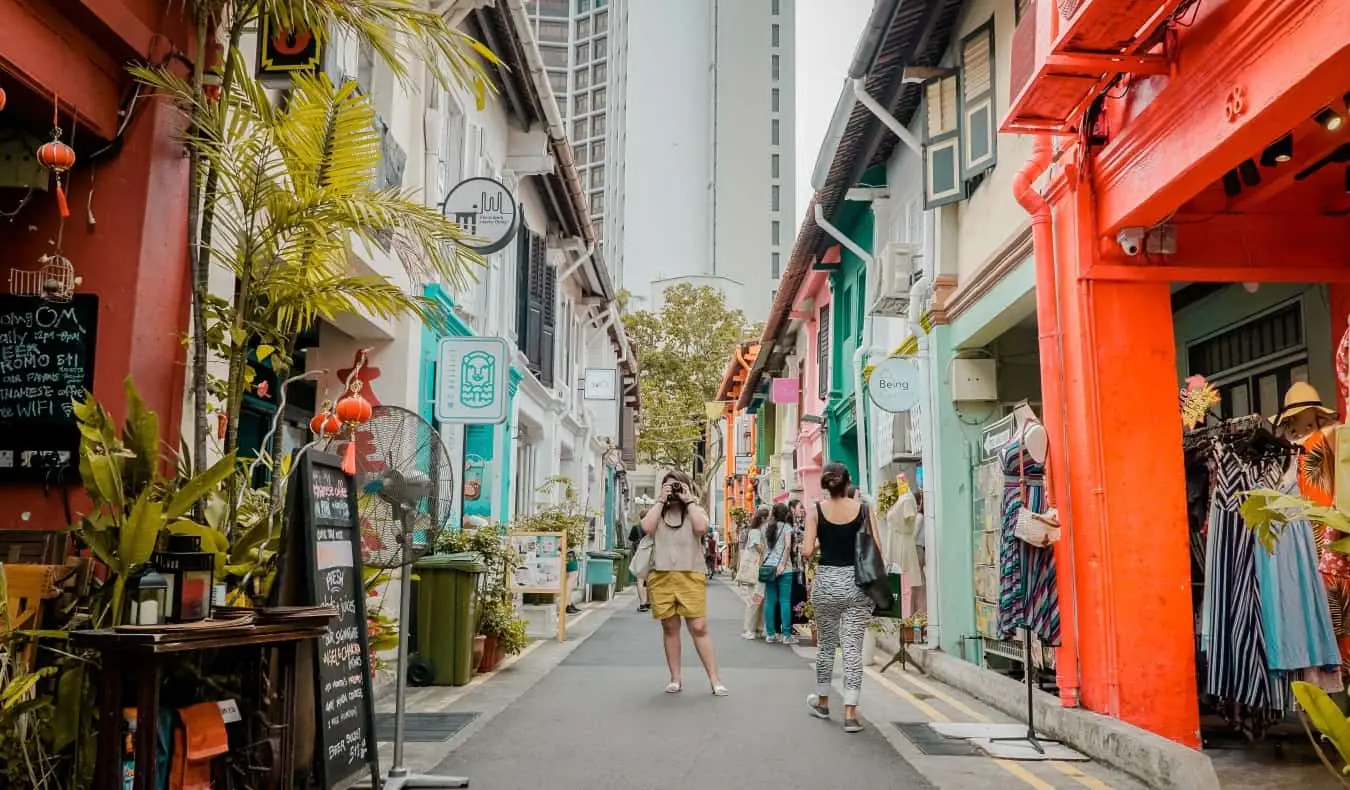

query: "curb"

left=904, top=645, right=1221, bottom=790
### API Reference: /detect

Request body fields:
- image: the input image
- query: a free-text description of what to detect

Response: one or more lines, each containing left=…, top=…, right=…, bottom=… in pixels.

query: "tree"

left=624, top=285, right=754, bottom=470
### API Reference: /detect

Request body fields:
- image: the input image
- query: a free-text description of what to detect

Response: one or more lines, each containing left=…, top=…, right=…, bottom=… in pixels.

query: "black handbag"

left=854, top=505, right=895, bottom=614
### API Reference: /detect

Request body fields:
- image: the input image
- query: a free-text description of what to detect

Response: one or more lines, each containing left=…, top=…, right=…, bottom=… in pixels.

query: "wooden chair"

left=1292, top=680, right=1350, bottom=786
left=0, top=563, right=62, bottom=671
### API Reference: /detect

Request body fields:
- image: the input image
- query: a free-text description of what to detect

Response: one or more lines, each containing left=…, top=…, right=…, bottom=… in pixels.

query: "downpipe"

left=1015, top=134, right=1081, bottom=708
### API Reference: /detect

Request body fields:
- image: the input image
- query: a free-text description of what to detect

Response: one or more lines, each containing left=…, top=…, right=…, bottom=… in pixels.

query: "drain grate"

left=893, top=722, right=982, bottom=756
left=375, top=712, right=479, bottom=743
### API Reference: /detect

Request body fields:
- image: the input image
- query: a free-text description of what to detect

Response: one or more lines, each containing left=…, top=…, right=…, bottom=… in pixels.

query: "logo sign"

left=735, top=456, right=752, bottom=475
left=770, top=377, right=799, bottom=404
left=257, top=17, right=323, bottom=81
left=583, top=368, right=617, bottom=401
left=867, top=357, right=921, bottom=413
left=442, top=177, right=519, bottom=254
left=435, top=337, right=510, bottom=424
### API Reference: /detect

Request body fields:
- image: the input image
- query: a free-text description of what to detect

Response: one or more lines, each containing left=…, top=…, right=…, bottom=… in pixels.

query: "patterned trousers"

left=811, top=565, right=873, bottom=706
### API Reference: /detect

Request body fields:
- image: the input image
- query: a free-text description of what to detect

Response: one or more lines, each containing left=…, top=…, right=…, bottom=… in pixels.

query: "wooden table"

left=73, top=619, right=328, bottom=790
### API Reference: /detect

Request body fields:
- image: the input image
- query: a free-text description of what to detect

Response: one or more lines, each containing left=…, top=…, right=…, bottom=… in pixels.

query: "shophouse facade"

left=999, top=0, right=1350, bottom=748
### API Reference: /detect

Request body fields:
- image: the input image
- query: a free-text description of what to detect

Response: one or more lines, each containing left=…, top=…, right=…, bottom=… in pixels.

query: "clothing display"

left=996, top=424, right=1061, bottom=645
left=885, top=490, right=923, bottom=583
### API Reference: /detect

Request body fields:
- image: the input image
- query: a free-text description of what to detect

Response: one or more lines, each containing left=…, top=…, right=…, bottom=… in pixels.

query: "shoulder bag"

left=853, top=504, right=895, bottom=614
left=1013, top=425, right=1062, bottom=548
left=758, top=527, right=786, bottom=583
left=631, top=533, right=656, bottom=581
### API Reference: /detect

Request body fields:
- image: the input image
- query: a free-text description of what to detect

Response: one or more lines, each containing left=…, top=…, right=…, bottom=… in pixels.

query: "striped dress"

left=996, top=433, right=1061, bottom=645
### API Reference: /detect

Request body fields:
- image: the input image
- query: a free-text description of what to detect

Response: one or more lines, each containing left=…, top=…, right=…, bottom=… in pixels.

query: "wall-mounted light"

left=1316, top=107, right=1345, bottom=131
left=1261, top=133, right=1295, bottom=167
left=1238, top=158, right=1261, bottom=187
left=1222, top=169, right=1242, bottom=197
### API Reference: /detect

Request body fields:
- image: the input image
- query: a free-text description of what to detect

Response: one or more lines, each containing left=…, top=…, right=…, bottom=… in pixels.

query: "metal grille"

left=375, top=712, right=479, bottom=743
left=894, top=723, right=983, bottom=756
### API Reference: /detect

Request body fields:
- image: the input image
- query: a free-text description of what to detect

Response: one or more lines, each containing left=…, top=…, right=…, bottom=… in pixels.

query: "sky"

left=794, top=0, right=875, bottom=233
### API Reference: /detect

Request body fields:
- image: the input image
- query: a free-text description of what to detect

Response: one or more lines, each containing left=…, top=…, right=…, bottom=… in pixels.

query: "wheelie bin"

left=413, top=551, right=486, bottom=686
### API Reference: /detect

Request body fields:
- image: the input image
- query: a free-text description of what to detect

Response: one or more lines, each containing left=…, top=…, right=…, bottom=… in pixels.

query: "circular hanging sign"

left=867, top=357, right=921, bottom=413
left=442, top=177, right=519, bottom=254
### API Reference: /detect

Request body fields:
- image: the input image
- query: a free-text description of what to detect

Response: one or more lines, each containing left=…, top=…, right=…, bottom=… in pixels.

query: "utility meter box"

left=951, top=358, right=998, bottom=401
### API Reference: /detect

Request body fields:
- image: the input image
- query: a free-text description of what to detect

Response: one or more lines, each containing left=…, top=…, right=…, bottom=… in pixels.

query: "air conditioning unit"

left=869, top=242, right=920, bottom=318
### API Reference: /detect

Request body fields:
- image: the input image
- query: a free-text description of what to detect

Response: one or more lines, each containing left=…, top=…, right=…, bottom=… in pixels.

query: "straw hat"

left=1275, top=381, right=1337, bottom=424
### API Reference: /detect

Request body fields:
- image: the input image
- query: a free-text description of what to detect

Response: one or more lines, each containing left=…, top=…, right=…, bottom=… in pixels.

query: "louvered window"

left=514, top=227, right=557, bottom=386
left=817, top=305, right=831, bottom=399
left=961, top=20, right=997, bottom=179
left=923, top=73, right=963, bottom=207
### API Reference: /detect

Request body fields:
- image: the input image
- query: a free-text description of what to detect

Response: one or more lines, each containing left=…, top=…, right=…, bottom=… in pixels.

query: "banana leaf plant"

left=1240, top=488, right=1350, bottom=555
left=71, top=377, right=236, bottom=626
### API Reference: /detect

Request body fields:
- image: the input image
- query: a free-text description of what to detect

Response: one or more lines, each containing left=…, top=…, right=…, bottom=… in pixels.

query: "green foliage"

left=477, top=598, right=529, bottom=655
left=876, top=481, right=900, bottom=516
left=623, top=284, right=754, bottom=469
left=729, top=507, right=751, bottom=529
left=512, top=478, right=589, bottom=554
left=1241, top=488, right=1350, bottom=555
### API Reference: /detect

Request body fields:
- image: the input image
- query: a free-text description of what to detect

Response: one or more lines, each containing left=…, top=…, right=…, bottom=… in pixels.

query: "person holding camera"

left=641, top=470, right=728, bottom=696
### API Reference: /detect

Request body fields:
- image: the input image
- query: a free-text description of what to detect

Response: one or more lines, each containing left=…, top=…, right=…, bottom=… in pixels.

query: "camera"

left=1116, top=227, right=1145, bottom=257
left=666, top=481, right=684, bottom=506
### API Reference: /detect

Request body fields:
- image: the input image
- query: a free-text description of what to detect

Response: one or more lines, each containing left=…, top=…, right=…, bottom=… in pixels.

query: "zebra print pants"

left=812, top=564, right=873, bottom=706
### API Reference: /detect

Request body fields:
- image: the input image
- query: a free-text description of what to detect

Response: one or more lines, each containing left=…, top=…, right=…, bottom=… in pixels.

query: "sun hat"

left=1274, top=381, right=1337, bottom=425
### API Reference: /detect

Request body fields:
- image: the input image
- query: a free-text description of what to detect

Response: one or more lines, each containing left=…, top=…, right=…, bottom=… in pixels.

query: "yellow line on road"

left=1048, top=761, right=1114, bottom=789
left=994, top=760, right=1058, bottom=790
left=889, top=669, right=991, bottom=722
left=866, top=667, right=949, bottom=722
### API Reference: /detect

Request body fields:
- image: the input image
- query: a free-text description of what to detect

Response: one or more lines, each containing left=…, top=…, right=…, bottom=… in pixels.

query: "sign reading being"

left=867, top=357, right=922, bottom=413
left=441, top=177, right=519, bottom=254
left=435, top=337, right=510, bottom=425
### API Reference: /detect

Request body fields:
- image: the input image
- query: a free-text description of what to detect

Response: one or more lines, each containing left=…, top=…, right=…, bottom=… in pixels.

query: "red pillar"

left=1046, top=171, right=1200, bottom=747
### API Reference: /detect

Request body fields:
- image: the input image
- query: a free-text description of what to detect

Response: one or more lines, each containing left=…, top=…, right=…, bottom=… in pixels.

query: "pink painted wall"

left=794, top=270, right=831, bottom=502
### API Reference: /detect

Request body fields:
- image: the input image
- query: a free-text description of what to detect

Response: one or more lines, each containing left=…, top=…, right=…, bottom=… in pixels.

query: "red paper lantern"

left=37, top=140, right=76, bottom=172
left=0, top=86, right=7, bottom=112
left=335, top=391, right=372, bottom=425
left=309, top=412, right=342, bottom=437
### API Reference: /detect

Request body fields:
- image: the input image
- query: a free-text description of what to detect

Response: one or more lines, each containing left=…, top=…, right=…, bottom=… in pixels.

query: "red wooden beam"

left=71, top=0, right=156, bottom=58
left=1083, top=264, right=1350, bottom=283
left=1093, top=214, right=1350, bottom=273
left=1092, top=0, right=1350, bottom=234
left=0, top=0, right=124, bottom=139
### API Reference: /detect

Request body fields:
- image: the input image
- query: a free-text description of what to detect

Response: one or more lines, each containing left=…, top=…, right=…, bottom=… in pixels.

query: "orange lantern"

left=0, top=85, right=7, bottom=112
left=309, top=411, right=342, bottom=437
left=203, top=43, right=225, bottom=102
left=335, top=390, right=372, bottom=425
left=37, top=137, right=76, bottom=218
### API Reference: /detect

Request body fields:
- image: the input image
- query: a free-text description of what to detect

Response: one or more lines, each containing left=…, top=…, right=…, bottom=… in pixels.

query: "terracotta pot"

left=478, top=634, right=507, bottom=673
left=472, top=635, right=487, bottom=672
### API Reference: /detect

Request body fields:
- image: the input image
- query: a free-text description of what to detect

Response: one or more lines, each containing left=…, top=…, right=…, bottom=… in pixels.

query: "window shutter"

left=923, top=73, right=964, bottom=208
left=961, top=20, right=997, bottom=180
left=515, top=224, right=531, bottom=351
left=540, top=253, right=558, bottom=388
left=525, top=235, right=547, bottom=376
left=817, top=305, right=831, bottom=399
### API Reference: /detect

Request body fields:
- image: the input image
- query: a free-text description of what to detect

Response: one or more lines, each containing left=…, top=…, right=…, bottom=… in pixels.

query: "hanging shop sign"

left=435, top=337, right=510, bottom=425
left=0, top=294, right=98, bottom=483
left=770, top=377, right=799, bottom=404
left=583, top=368, right=618, bottom=400
left=257, top=18, right=324, bottom=83
left=867, top=357, right=921, bottom=413
left=441, top=177, right=519, bottom=254
left=735, top=455, right=752, bottom=475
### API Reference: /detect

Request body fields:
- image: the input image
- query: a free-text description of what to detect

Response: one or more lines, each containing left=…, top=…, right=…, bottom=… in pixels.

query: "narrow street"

left=381, top=583, right=1149, bottom=790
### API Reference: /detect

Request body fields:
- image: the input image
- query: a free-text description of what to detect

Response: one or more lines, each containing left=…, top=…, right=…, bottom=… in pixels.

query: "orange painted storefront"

left=1, top=2, right=193, bottom=529
left=717, top=343, right=760, bottom=545
left=1005, top=0, right=1350, bottom=747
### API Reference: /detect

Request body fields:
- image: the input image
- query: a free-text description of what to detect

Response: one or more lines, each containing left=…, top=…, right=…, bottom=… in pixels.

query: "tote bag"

left=631, top=534, right=656, bottom=581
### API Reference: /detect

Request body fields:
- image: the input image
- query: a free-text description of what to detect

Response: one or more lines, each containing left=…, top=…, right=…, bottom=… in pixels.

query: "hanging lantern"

left=202, top=43, right=225, bottom=102
left=309, top=409, right=342, bottom=437
left=0, top=85, right=7, bottom=112
left=335, top=388, right=373, bottom=425
left=37, top=135, right=76, bottom=218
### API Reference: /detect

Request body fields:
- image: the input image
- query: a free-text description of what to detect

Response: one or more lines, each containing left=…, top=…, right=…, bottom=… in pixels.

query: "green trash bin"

left=613, top=549, right=631, bottom=592
left=414, top=551, right=486, bottom=686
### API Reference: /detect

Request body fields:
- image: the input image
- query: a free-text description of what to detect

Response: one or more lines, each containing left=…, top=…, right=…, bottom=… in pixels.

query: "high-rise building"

left=529, top=0, right=795, bottom=322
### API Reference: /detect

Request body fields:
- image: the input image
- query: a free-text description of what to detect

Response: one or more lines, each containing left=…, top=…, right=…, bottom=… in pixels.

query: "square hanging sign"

left=770, top=377, right=800, bottom=404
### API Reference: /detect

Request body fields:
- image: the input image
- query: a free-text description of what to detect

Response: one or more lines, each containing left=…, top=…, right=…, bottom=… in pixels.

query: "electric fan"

left=351, top=405, right=466, bottom=789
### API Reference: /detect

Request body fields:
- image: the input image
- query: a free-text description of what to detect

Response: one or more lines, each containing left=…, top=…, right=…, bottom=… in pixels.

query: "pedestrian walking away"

left=641, top=469, right=729, bottom=696
left=762, top=503, right=797, bottom=644
left=628, top=521, right=650, bottom=612
left=803, top=462, right=882, bottom=733
left=737, top=506, right=769, bottom=640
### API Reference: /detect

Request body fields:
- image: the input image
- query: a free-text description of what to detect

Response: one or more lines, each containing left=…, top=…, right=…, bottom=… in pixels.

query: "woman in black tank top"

left=801, top=462, right=883, bottom=733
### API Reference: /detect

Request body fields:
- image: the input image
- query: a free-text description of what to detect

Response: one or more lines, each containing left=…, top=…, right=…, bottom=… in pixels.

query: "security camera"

left=1116, top=227, right=1145, bottom=256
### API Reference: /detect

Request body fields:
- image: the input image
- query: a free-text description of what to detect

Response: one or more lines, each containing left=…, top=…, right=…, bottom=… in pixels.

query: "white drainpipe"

left=814, top=202, right=878, bottom=496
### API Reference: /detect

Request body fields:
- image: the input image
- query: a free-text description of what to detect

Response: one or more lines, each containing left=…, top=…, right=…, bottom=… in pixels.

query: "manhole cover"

left=894, top=722, right=982, bottom=756
left=375, top=712, right=479, bottom=743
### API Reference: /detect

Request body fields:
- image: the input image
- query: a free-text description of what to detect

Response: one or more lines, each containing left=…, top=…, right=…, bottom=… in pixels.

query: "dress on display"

left=1299, top=430, right=1350, bottom=679
left=996, top=427, right=1061, bottom=645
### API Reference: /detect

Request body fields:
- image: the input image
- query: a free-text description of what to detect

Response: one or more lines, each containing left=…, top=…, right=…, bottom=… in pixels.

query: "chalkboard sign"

left=0, top=294, right=98, bottom=483
left=291, top=451, right=379, bottom=788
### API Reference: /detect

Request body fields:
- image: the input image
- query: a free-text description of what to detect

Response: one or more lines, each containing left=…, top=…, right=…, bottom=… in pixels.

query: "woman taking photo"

left=762, top=502, right=797, bottom=644
left=802, top=462, right=881, bottom=733
left=642, top=470, right=729, bottom=696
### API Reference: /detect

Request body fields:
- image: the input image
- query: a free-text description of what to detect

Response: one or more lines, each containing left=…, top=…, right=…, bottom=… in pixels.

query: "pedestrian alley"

left=376, top=582, right=1150, bottom=790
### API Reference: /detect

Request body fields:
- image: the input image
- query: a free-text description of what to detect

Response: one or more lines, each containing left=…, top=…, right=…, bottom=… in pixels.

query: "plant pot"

left=472, top=635, right=487, bottom=672
left=478, top=634, right=507, bottom=673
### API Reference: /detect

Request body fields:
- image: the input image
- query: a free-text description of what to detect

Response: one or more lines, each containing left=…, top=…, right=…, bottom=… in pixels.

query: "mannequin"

left=885, top=475, right=923, bottom=611
left=996, top=401, right=1060, bottom=645
left=1012, top=401, right=1048, bottom=464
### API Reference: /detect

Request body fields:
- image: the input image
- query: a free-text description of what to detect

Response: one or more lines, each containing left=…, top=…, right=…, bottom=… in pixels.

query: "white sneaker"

left=741, top=631, right=757, bottom=640
left=782, top=635, right=798, bottom=645
left=765, top=635, right=779, bottom=644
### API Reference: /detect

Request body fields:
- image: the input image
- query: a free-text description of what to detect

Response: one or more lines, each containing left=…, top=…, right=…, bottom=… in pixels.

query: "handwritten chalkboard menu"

left=291, top=452, right=379, bottom=788
left=0, top=294, right=98, bottom=483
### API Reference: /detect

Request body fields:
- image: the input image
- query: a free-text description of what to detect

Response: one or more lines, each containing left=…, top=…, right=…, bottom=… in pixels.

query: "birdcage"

left=9, top=254, right=79, bottom=301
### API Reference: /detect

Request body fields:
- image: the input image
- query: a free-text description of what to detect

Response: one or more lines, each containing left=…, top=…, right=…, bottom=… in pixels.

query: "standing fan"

left=351, top=405, right=467, bottom=789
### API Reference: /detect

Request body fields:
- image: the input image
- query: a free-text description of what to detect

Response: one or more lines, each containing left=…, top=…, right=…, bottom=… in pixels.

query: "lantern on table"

left=126, top=566, right=169, bottom=626
left=154, top=534, right=216, bottom=622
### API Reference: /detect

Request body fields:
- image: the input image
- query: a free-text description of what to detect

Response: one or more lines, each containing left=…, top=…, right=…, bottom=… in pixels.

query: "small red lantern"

left=335, top=392, right=372, bottom=425
left=203, top=43, right=225, bottom=102
left=0, top=85, right=7, bottom=112
left=37, top=136, right=76, bottom=218
left=309, top=411, right=342, bottom=437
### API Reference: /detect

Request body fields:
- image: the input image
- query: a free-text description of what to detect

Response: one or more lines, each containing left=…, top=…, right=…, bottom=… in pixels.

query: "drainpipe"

left=814, top=203, right=878, bottom=496
left=1014, top=135, right=1081, bottom=708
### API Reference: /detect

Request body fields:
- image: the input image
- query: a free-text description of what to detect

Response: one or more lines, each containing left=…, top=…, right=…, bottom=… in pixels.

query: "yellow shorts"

left=647, top=571, right=707, bottom=620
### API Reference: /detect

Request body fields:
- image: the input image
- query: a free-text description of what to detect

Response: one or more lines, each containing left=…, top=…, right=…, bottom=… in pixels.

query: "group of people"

left=627, top=463, right=884, bottom=734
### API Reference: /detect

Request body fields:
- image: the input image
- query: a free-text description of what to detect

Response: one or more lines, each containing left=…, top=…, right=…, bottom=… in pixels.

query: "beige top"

left=651, top=513, right=704, bottom=572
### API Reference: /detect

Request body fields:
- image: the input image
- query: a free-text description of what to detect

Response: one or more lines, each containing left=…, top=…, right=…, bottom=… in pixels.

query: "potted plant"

left=476, top=597, right=529, bottom=672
